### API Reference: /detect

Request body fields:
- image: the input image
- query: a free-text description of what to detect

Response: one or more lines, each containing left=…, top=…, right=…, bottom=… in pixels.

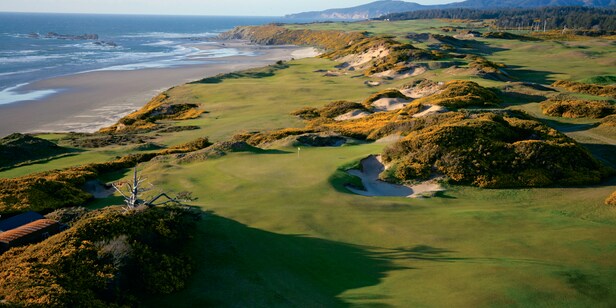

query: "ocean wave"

left=143, top=40, right=176, bottom=46
left=0, top=50, right=39, bottom=56
left=120, top=32, right=218, bottom=39
left=188, top=48, right=255, bottom=59
left=0, top=68, right=42, bottom=77
left=0, top=83, right=58, bottom=105
left=90, top=59, right=204, bottom=71
left=0, top=54, right=66, bottom=64
left=60, top=42, right=125, bottom=51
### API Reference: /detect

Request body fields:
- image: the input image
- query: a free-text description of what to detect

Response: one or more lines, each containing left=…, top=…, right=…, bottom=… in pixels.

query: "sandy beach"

left=0, top=41, right=319, bottom=137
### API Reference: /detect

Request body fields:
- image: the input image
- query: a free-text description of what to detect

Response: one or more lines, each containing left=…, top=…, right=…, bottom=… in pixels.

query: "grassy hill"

left=0, top=133, right=72, bottom=169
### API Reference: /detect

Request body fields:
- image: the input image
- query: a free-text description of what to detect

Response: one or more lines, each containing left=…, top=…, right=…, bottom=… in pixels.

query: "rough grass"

left=580, top=75, right=616, bottom=85
left=292, top=100, right=368, bottom=120
left=414, top=80, right=501, bottom=108
left=552, top=80, right=616, bottom=99
left=0, top=137, right=210, bottom=214
left=0, top=133, right=73, bottom=169
left=381, top=111, right=611, bottom=188
left=220, top=25, right=366, bottom=51
left=601, top=115, right=616, bottom=127
left=606, top=191, right=616, bottom=206
left=541, top=98, right=616, bottom=119
left=100, top=93, right=204, bottom=133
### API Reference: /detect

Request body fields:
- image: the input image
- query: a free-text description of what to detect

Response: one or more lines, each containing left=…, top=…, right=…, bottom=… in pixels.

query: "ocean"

left=0, top=13, right=299, bottom=105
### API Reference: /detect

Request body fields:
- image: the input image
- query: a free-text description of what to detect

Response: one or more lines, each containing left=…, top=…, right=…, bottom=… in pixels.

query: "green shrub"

left=600, top=115, right=616, bottom=127
left=552, top=80, right=616, bottom=99
left=541, top=98, right=616, bottom=118
left=380, top=111, right=610, bottom=188
left=414, top=80, right=501, bottom=108
left=606, top=191, right=616, bottom=206
left=0, top=133, right=72, bottom=169
left=0, top=206, right=201, bottom=306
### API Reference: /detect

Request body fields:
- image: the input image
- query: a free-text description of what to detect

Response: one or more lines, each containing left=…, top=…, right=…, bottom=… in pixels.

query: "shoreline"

left=0, top=41, right=319, bottom=137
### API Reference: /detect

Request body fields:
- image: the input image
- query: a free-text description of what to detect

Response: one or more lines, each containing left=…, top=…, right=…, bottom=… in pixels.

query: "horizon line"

left=0, top=11, right=289, bottom=18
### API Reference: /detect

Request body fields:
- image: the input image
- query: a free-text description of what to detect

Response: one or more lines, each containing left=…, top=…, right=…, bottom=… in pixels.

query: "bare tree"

left=112, top=166, right=150, bottom=209
left=112, top=165, right=196, bottom=210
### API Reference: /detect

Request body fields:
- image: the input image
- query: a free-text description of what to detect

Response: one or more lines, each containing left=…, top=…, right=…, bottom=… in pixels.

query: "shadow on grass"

left=499, top=92, right=548, bottom=107
left=156, top=214, right=459, bottom=307
left=0, top=149, right=85, bottom=172
left=456, top=39, right=509, bottom=56
left=581, top=143, right=616, bottom=169
left=86, top=195, right=125, bottom=210
left=189, top=63, right=290, bottom=84
left=539, top=118, right=599, bottom=133
left=504, top=65, right=556, bottom=85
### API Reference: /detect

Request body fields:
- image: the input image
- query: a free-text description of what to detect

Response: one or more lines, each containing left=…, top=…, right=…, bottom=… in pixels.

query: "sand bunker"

left=291, top=47, right=321, bottom=59
left=371, top=97, right=411, bottom=111
left=412, top=104, right=447, bottom=118
left=338, top=46, right=389, bottom=71
left=346, top=155, right=444, bottom=198
left=83, top=180, right=115, bottom=198
left=372, top=66, right=427, bottom=79
left=401, top=82, right=443, bottom=98
left=335, top=109, right=372, bottom=121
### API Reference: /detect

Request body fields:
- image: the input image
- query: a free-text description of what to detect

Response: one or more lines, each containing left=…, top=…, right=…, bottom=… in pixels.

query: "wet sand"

left=0, top=42, right=319, bottom=137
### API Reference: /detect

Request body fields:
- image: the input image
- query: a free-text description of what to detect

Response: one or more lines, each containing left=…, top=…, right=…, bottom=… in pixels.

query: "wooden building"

left=0, top=218, right=62, bottom=253
left=0, top=211, right=44, bottom=232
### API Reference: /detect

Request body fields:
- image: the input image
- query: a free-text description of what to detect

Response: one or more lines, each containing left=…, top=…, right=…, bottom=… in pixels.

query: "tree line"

left=378, top=7, right=616, bottom=32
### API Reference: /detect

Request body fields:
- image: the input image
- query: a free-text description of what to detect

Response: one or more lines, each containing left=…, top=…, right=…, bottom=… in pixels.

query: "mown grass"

left=2, top=18, right=616, bottom=307
left=142, top=144, right=616, bottom=307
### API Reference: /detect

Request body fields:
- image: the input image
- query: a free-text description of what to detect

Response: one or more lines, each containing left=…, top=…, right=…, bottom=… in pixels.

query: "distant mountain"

left=285, top=0, right=426, bottom=20
left=285, top=0, right=616, bottom=20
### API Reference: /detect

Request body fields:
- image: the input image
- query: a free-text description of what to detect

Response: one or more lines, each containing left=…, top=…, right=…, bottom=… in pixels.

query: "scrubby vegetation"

left=0, top=137, right=211, bottom=214
left=606, top=191, right=616, bottom=206
left=292, top=100, right=368, bottom=120
left=219, top=25, right=366, bottom=51
left=380, top=111, right=610, bottom=188
left=233, top=128, right=317, bottom=146
left=364, top=43, right=436, bottom=76
left=482, top=31, right=537, bottom=41
left=414, top=80, right=501, bottom=108
left=100, top=93, right=204, bottom=133
left=580, top=75, right=616, bottom=86
left=552, top=80, right=616, bottom=99
left=600, top=115, right=616, bottom=127
left=0, top=206, right=200, bottom=306
left=62, top=132, right=155, bottom=148
left=319, top=35, right=437, bottom=76
left=192, top=61, right=289, bottom=84
left=541, top=98, right=616, bottom=118
left=0, top=133, right=72, bottom=169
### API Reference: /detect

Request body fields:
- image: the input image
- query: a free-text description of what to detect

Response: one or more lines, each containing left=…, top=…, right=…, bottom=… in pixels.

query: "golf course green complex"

left=1, top=19, right=616, bottom=306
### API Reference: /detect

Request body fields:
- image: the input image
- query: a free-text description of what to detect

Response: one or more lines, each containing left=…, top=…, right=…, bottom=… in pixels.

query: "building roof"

left=0, top=211, right=44, bottom=232
left=0, top=219, right=58, bottom=244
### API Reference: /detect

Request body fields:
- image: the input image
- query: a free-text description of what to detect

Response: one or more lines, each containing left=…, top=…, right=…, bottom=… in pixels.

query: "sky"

left=0, top=0, right=456, bottom=16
